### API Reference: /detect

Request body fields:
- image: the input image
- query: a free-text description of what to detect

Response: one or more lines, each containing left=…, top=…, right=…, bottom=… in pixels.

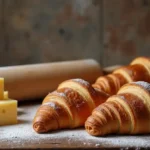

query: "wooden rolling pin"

left=0, top=59, right=102, bottom=101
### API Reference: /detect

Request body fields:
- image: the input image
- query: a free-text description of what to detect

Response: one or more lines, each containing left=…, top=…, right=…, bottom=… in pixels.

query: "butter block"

left=4, top=91, right=9, bottom=100
left=0, top=78, right=4, bottom=100
left=0, top=100, right=17, bottom=125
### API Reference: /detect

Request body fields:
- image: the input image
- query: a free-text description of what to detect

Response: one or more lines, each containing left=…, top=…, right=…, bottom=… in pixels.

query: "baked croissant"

left=92, top=57, right=150, bottom=95
left=85, top=81, right=150, bottom=136
left=33, top=79, right=109, bottom=133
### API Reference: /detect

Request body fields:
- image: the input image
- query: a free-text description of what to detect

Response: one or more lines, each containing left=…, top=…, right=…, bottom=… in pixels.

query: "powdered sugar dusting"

left=133, top=81, right=150, bottom=92
left=73, top=78, right=90, bottom=87
left=55, top=92, right=67, bottom=98
left=51, top=91, right=67, bottom=98
left=0, top=103, right=149, bottom=149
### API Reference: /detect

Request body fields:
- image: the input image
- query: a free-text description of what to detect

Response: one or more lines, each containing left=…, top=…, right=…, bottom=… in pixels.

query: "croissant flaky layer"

left=85, top=81, right=150, bottom=136
left=92, top=57, right=150, bottom=95
left=33, top=57, right=150, bottom=134
left=33, top=79, right=109, bottom=133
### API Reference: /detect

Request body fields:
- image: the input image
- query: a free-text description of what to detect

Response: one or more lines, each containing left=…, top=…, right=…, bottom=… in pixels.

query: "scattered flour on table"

left=0, top=104, right=150, bottom=148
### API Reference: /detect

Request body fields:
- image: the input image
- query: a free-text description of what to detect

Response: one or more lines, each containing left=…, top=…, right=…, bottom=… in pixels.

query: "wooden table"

left=0, top=101, right=150, bottom=149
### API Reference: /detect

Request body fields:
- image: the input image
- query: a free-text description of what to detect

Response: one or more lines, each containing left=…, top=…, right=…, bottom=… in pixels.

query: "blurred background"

left=0, top=0, right=150, bottom=67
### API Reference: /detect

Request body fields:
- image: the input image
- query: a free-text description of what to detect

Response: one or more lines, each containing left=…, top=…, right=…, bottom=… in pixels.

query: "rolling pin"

left=0, top=59, right=102, bottom=101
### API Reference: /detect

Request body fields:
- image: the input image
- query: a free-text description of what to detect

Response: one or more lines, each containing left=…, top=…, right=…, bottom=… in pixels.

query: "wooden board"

left=0, top=101, right=150, bottom=149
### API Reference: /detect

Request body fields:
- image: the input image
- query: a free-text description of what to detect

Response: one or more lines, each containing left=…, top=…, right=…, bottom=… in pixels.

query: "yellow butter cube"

left=0, top=78, right=4, bottom=100
left=0, top=100, right=17, bottom=125
left=4, top=91, right=9, bottom=100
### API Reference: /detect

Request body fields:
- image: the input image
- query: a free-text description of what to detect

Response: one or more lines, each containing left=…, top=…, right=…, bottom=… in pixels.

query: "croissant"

left=33, top=79, right=109, bottom=133
left=85, top=81, right=150, bottom=136
left=92, top=57, right=150, bottom=95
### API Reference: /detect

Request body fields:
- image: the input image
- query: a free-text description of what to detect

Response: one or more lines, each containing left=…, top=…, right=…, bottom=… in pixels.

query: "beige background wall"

left=0, top=0, right=150, bottom=67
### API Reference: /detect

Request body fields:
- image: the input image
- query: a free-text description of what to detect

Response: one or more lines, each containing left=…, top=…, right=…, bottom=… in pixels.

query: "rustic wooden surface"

left=0, top=101, right=149, bottom=149
left=0, top=0, right=149, bottom=67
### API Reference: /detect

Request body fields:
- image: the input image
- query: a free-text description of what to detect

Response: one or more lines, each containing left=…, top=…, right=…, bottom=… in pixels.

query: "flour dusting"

left=0, top=104, right=150, bottom=149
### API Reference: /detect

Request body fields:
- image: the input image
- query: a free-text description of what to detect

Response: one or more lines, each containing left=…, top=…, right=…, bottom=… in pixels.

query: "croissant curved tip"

left=85, top=122, right=101, bottom=136
left=33, top=122, right=47, bottom=133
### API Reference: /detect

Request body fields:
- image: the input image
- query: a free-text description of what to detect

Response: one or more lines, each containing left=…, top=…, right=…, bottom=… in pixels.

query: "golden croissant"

left=33, top=79, right=109, bottom=133
left=33, top=57, right=150, bottom=134
left=85, top=81, right=150, bottom=136
left=92, top=57, right=150, bottom=95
